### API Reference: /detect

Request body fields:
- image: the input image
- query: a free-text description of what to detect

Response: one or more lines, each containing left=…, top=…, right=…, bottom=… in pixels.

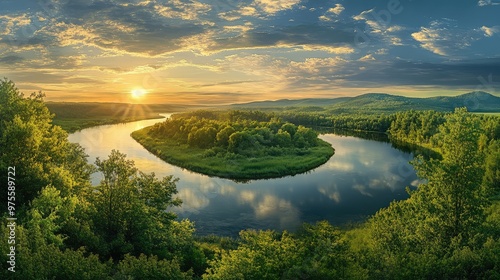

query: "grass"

left=131, top=127, right=335, bottom=180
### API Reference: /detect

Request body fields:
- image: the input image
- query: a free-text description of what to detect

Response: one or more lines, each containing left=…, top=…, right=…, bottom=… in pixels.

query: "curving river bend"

left=68, top=114, right=419, bottom=236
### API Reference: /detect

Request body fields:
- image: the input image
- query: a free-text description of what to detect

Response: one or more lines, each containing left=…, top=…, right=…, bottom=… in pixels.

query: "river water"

left=68, top=115, right=419, bottom=236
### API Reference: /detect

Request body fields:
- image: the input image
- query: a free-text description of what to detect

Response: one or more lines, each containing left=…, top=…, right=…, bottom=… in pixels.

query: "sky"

left=1, top=0, right=499, bottom=104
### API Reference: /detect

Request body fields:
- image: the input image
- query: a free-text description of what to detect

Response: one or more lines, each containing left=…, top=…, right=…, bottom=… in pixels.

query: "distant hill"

left=229, top=91, right=500, bottom=113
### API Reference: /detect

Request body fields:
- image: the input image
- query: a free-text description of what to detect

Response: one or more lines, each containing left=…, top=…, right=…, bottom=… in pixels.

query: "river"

left=68, top=115, right=419, bottom=236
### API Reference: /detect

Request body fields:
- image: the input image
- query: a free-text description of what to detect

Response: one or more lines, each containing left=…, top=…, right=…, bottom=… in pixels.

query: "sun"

left=131, top=88, right=147, bottom=99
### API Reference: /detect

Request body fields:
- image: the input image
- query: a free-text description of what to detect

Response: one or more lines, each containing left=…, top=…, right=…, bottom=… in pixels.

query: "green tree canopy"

left=0, top=79, right=94, bottom=211
left=87, top=150, right=182, bottom=261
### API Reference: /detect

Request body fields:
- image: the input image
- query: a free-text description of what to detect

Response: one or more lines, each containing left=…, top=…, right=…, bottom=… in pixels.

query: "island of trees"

left=131, top=110, right=334, bottom=179
left=1, top=79, right=500, bottom=279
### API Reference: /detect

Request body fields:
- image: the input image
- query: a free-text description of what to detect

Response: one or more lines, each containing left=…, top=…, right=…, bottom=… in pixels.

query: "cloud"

left=289, top=57, right=346, bottom=74
left=0, top=55, right=24, bottom=64
left=217, top=0, right=300, bottom=20
left=2, top=1, right=357, bottom=60
left=411, top=20, right=484, bottom=56
left=320, top=4, right=345, bottom=21
left=300, top=45, right=354, bottom=54
left=252, top=0, right=301, bottom=15
left=353, top=8, right=381, bottom=31
left=218, top=6, right=259, bottom=21
left=411, top=25, right=448, bottom=55
left=327, top=4, right=345, bottom=15
left=359, top=54, right=376, bottom=61
left=154, top=0, right=211, bottom=20
left=481, top=25, right=499, bottom=37
left=352, top=8, right=404, bottom=46
left=386, top=25, right=404, bottom=32
left=478, top=0, right=500, bottom=6
left=348, top=58, right=500, bottom=88
left=42, top=13, right=206, bottom=56
left=0, top=14, right=31, bottom=35
left=199, top=23, right=357, bottom=54
left=25, top=0, right=210, bottom=56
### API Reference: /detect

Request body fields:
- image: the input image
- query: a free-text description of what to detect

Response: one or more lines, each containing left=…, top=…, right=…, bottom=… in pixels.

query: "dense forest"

left=151, top=110, right=322, bottom=153
left=1, top=79, right=500, bottom=279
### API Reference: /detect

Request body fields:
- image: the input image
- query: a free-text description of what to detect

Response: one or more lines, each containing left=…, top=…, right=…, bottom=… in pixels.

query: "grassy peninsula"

left=131, top=110, right=334, bottom=179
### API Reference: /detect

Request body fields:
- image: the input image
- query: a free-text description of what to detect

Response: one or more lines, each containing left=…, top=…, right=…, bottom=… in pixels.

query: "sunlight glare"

left=131, top=88, right=147, bottom=99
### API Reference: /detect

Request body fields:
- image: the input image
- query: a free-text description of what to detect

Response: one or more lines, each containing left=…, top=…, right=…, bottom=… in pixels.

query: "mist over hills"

left=229, top=91, right=500, bottom=113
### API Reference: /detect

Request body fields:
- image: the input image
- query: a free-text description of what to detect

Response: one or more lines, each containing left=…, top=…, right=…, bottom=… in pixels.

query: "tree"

left=413, top=108, right=487, bottom=243
left=228, top=131, right=258, bottom=154
left=273, top=130, right=292, bottom=147
left=188, top=126, right=217, bottom=148
left=88, top=150, right=182, bottom=261
left=204, top=223, right=364, bottom=280
left=216, top=126, right=235, bottom=146
left=115, top=254, right=192, bottom=280
left=0, top=187, right=112, bottom=280
left=293, top=125, right=318, bottom=148
left=292, top=221, right=366, bottom=279
left=483, top=140, right=500, bottom=195
left=0, top=79, right=94, bottom=209
left=203, top=230, right=300, bottom=280
left=280, top=123, right=297, bottom=137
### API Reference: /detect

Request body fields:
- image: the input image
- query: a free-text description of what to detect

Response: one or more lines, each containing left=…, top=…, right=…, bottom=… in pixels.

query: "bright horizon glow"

left=1, top=1, right=499, bottom=104
left=131, top=88, right=147, bottom=99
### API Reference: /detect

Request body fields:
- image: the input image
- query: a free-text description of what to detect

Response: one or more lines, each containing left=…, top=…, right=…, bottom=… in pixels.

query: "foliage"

left=151, top=110, right=322, bottom=152
left=484, top=140, right=500, bottom=195
left=132, top=110, right=334, bottom=179
left=114, top=254, right=192, bottom=280
left=362, top=108, right=499, bottom=279
left=389, top=110, right=446, bottom=144
left=204, top=222, right=366, bottom=280
left=81, top=150, right=184, bottom=262
left=0, top=79, right=95, bottom=212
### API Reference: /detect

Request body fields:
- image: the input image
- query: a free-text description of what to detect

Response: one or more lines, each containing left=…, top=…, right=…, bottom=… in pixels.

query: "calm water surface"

left=68, top=115, right=419, bottom=236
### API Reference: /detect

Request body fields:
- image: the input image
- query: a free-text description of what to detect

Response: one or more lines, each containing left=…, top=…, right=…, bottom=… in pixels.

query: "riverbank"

left=131, top=126, right=334, bottom=180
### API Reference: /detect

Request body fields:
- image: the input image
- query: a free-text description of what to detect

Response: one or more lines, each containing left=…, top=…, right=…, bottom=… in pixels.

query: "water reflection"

left=69, top=117, right=419, bottom=236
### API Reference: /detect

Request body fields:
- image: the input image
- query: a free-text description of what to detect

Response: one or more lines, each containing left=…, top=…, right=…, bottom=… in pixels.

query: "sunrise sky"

left=1, top=0, right=499, bottom=104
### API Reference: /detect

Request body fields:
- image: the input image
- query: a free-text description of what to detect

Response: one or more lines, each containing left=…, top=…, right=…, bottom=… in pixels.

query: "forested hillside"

left=1, top=79, right=500, bottom=279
